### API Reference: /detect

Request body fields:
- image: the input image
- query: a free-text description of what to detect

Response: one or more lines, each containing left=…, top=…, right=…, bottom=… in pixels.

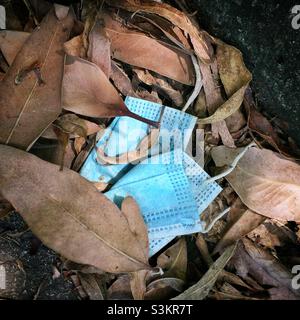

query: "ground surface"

left=191, top=0, right=300, bottom=145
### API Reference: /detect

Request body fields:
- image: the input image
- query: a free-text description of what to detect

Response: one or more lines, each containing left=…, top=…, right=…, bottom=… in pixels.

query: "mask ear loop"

left=203, top=142, right=256, bottom=185
left=201, top=142, right=257, bottom=233
left=202, top=207, right=230, bottom=233
left=96, top=106, right=166, bottom=165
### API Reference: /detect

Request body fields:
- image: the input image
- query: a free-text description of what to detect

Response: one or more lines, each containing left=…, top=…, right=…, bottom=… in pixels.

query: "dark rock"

left=190, top=0, right=300, bottom=144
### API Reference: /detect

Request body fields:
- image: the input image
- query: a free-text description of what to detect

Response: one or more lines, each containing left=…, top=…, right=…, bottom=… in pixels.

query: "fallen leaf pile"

left=0, top=0, right=299, bottom=300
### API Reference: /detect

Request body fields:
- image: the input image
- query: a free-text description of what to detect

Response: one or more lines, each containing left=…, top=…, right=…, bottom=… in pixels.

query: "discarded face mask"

left=105, top=150, right=222, bottom=256
left=80, top=96, right=197, bottom=184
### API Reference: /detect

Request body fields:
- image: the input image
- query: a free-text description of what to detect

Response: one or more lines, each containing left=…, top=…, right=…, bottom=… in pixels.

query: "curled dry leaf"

left=87, top=19, right=111, bottom=78
left=110, top=61, right=137, bottom=97
left=0, top=145, right=150, bottom=273
left=107, top=275, right=133, bottom=300
left=197, top=85, right=249, bottom=125
left=103, top=13, right=195, bottom=85
left=198, top=42, right=251, bottom=126
left=0, top=7, right=74, bottom=150
left=74, top=137, right=86, bottom=155
left=244, top=88, right=292, bottom=157
left=214, top=209, right=266, bottom=254
left=172, top=243, right=237, bottom=300
left=105, top=0, right=211, bottom=63
left=216, top=42, right=252, bottom=97
left=231, top=239, right=300, bottom=298
left=62, top=56, right=159, bottom=127
left=133, top=68, right=184, bottom=107
left=198, top=62, right=235, bottom=148
left=0, top=31, right=30, bottom=65
left=64, top=34, right=86, bottom=58
left=130, top=269, right=149, bottom=300
left=144, top=278, right=185, bottom=300
left=157, top=237, right=187, bottom=281
left=247, top=220, right=298, bottom=250
left=78, top=273, right=105, bottom=300
left=211, top=145, right=300, bottom=222
left=195, top=234, right=254, bottom=291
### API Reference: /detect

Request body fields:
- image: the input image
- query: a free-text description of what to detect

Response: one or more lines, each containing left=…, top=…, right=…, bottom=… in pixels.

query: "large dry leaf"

left=157, top=238, right=187, bottom=281
left=0, top=8, right=74, bottom=150
left=0, top=145, right=150, bottom=273
left=212, top=146, right=300, bottom=222
left=102, top=13, right=195, bottom=85
left=0, top=31, right=30, bottom=65
left=105, top=0, right=211, bottom=63
left=172, top=244, right=237, bottom=300
left=62, top=56, right=158, bottom=127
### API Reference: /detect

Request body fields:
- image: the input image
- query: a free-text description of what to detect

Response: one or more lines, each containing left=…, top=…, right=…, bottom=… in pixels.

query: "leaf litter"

left=0, top=0, right=299, bottom=301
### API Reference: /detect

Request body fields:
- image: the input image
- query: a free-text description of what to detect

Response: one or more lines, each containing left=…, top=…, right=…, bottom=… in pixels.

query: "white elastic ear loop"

left=150, top=267, right=164, bottom=277
left=204, top=142, right=256, bottom=184
left=202, top=207, right=230, bottom=233
left=201, top=143, right=256, bottom=233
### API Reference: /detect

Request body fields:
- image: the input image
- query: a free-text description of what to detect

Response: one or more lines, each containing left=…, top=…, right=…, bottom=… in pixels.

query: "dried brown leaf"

left=172, top=243, right=237, bottom=300
left=230, top=239, right=300, bottom=300
left=64, top=34, right=86, bottom=58
left=62, top=56, right=158, bottom=127
left=145, top=278, right=185, bottom=300
left=214, top=210, right=266, bottom=253
left=157, top=238, right=187, bottom=281
left=78, top=273, right=105, bottom=300
left=88, top=19, right=111, bottom=77
left=134, top=68, right=184, bottom=107
left=0, top=8, right=74, bottom=150
left=107, top=275, right=133, bottom=300
left=103, top=13, right=195, bottom=85
left=105, top=0, right=211, bottom=63
left=0, top=31, right=30, bottom=65
left=199, top=62, right=235, bottom=147
left=0, top=145, right=151, bottom=273
left=211, top=146, right=300, bottom=222
left=130, top=269, right=149, bottom=300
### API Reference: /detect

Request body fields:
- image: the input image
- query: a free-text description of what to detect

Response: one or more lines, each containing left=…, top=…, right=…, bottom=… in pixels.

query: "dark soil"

left=191, top=0, right=300, bottom=145
left=0, top=213, right=78, bottom=300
